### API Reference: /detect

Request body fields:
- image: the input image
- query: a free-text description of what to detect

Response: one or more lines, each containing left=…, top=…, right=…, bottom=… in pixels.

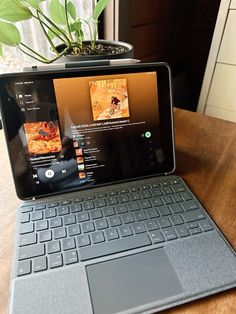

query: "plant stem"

left=37, top=11, right=72, bottom=45
left=18, top=45, right=50, bottom=63
left=20, top=43, right=49, bottom=61
left=36, top=10, right=60, bottom=56
left=19, top=43, right=71, bottom=64
left=81, top=18, right=94, bottom=47
left=65, top=0, right=73, bottom=42
left=32, top=13, right=68, bottom=45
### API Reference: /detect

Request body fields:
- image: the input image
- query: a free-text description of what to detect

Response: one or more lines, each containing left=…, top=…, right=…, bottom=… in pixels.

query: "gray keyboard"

left=17, top=177, right=214, bottom=276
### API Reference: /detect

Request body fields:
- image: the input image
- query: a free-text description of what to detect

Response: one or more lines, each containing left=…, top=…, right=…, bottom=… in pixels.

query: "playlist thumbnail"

left=76, top=149, right=83, bottom=156
left=24, top=121, right=62, bottom=155
left=89, top=78, right=130, bottom=121
left=77, top=156, right=84, bottom=164
left=79, top=172, right=86, bottom=179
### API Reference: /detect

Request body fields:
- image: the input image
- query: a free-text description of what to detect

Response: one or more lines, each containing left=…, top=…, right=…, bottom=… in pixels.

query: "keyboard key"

left=149, top=231, right=165, bottom=244
left=97, top=193, right=107, bottom=198
left=82, top=201, right=94, bottom=210
left=190, top=227, right=202, bottom=235
left=39, top=230, right=52, bottom=242
left=49, top=253, right=63, bottom=268
left=91, top=231, right=105, bottom=244
left=115, top=204, right=128, bottom=214
left=171, top=194, right=183, bottom=203
left=181, top=201, right=198, bottom=211
left=169, top=214, right=184, bottom=225
left=84, top=195, right=95, bottom=201
left=161, top=187, right=173, bottom=195
left=90, top=209, right=103, bottom=220
left=163, top=228, right=178, bottom=241
left=119, top=225, right=133, bottom=237
left=34, top=204, right=46, bottom=211
left=73, top=197, right=83, bottom=203
left=79, top=233, right=151, bottom=261
left=146, top=208, right=159, bottom=219
left=77, top=234, right=91, bottom=247
left=127, top=202, right=140, bottom=211
left=170, top=178, right=181, bottom=185
left=140, top=184, right=150, bottom=190
left=150, top=198, right=163, bottom=207
left=44, top=208, right=56, bottom=218
left=64, top=250, right=78, bottom=265
left=20, top=222, right=34, bottom=235
left=180, top=192, right=192, bottom=201
left=172, top=184, right=185, bottom=193
left=157, top=217, right=171, bottom=228
left=77, top=212, right=89, bottom=222
left=82, top=221, right=95, bottom=233
left=130, top=192, right=141, bottom=201
left=47, top=202, right=59, bottom=208
left=134, top=210, right=147, bottom=221
left=107, top=191, right=118, bottom=196
left=36, top=220, right=48, bottom=231
left=139, top=199, right=152, bottom=209
left=19, top=233, right=37, bottom=246
left=31, top=211, right=43, bottom=221
left=68, top=224, right=81, bottom=236
left=63, top=214, right=76, bottom=225
left=186, top=221, right=199, bottom=229
left=132, top=222, right=146, bottom=234
left=103, top=206, right=115, bottom=217
left=70, top=204, right=82, bottom=213
left=107, top=196, right=118, bottom=205
left=21, top=206, right=33, bottom=213
left=182, top=209, right=205, bottom=223
left=95, top=218, right=108, bottom=230
left=130, top=186, right=140, bottom=192
left=151, top=188, right=163, bottom=197
left=33, top=256, right=47, bottom=272
left=108, top=216, right=121, bottom=227
left=161, top=196, right=173, bottom=205
left=159, top=206, right=171, bottom=216
left=19, top=243, right=45, bottom=260
left=60, top=200, right=71, bottom=206
left=121, top=213, right=135, bottom=224
left=175, top=225, right=190, bottom=238
left=198, top=219, right=214, bottom=232
left=119, top=194, right=130, bottom=203
left=95, top=199, right=107, bottom=208
left=140, top=190, right=152, bottom=199
left=62, top=237, right=76, bottom=251
left=47, top=241, right=61, bottom=254
left=169, top=204, right=183, bottom=214
left=145, top=220, right=159, bottom=231
left=17, top=260, right=31, bottom=276
left=50, top=217, right=62, bottom=228
left=20, top=213, right=30, bottom=223
left=119, top=188, right=129, bottom=194
left=53, top=227, right=67, bottom=240
left=105, top=228, right=119, bottom=241
left=57, top=206, right=70, bottom=216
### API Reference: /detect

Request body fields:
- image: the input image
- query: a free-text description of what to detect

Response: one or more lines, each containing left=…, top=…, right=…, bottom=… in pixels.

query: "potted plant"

left=0, top=0, right=133, bottom=64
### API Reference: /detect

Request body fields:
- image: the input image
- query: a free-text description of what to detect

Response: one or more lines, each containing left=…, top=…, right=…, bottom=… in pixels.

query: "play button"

left=45, top=169, right=55, bottom=178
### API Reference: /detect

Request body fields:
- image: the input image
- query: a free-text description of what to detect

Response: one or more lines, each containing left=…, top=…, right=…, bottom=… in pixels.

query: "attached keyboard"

left=16, top=177, right=214, bottom=276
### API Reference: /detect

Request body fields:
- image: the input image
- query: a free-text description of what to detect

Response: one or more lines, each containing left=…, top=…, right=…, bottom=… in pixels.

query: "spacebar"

left=79, top=234, right=151, bottom=261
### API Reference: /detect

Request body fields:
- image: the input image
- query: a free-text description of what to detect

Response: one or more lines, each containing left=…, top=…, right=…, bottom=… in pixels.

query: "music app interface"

left=11, top=71, right=162, bottom=194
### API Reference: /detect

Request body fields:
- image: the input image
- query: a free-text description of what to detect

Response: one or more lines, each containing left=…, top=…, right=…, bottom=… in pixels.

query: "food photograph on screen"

left=89, top=78, right=130, bottom=121
left=24, top=121, right=62, bottom=155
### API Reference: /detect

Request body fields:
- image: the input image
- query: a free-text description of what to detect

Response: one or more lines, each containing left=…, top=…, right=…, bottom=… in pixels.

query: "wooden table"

left=0, top=108, right=235, bottom=314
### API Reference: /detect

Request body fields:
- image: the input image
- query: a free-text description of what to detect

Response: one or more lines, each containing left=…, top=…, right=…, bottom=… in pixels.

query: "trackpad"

left=86, top=248, right=183, bottom=314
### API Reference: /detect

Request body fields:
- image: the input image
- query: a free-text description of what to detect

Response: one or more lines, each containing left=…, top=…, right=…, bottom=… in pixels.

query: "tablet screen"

left=0, top=63, right=174, bottom=199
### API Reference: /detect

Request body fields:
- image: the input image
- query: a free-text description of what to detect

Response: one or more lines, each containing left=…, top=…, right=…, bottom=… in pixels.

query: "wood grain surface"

left=0, top=108, right=235, bottom=314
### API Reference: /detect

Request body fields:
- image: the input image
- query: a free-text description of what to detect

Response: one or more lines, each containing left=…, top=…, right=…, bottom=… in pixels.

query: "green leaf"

left=0, top=0, right=32, bottom=22
left=67, top=1, right=76, bottom=20
left=0, top=21, right=21, bottom=46
left=70, top=21, right=82, bottom=33
left=50, top=0, right=66, bottom=25
left=0, top=43, right=3, bottom=57
left=93, top=0, right=112, bottom=20
left=23, top=0, right=46, bottom=9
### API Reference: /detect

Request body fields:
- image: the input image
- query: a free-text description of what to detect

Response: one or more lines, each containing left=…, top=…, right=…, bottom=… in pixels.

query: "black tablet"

left=0, top=62, right=175, bottom=200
